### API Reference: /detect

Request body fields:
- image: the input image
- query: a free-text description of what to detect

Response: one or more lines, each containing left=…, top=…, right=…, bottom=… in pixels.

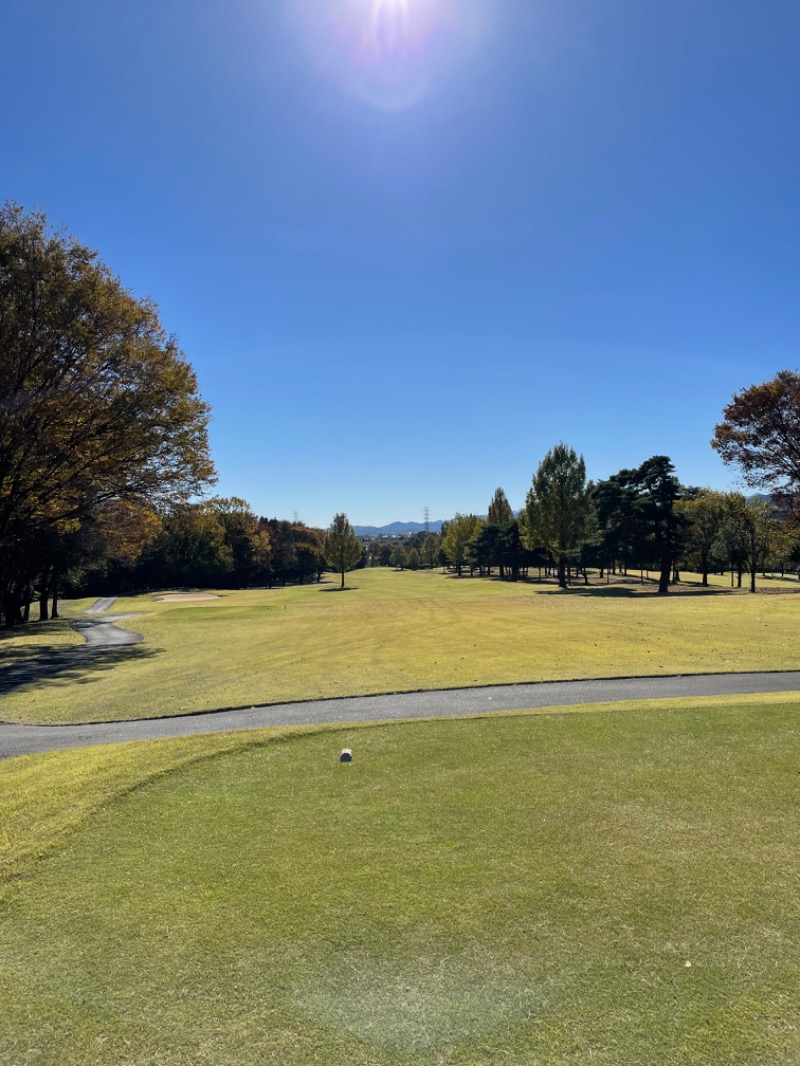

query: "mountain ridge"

left=353, top=520, right=444, bottom=536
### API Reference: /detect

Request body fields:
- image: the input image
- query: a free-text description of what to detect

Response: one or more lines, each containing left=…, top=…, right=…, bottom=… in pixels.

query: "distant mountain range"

left=354, top=494, right=776, bottom=538
left=353, top=520, right=444, bottom=536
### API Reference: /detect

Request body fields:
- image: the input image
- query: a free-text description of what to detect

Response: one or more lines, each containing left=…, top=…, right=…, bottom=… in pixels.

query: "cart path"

left=84, top=597, right=118, bottom=614
left=2, top=670, right=800, bottom=759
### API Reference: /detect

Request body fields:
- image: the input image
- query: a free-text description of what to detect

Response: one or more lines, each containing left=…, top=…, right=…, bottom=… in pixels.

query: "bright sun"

left=290, top=0, right=483, bottom=113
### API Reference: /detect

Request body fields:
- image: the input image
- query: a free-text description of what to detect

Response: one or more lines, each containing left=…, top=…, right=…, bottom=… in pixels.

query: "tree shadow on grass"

left=0, top=643, right=160, bottom=698
left=537, top=585, right=731, bottom=598
left=319, top=586, right=357, bottom=593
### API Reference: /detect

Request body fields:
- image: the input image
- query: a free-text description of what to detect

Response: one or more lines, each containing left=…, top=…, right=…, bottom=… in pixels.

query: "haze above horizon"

left=2, top=0, right=798, bottom=527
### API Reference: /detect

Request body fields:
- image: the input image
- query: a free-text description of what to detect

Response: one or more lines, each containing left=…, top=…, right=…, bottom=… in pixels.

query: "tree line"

left=68, top=499, right=331, bottom=597
left=410, top=447, right=800, bottom=594
left=3, top=202, right=799, bottom=622
left=360, top=373, right=800, bottom=592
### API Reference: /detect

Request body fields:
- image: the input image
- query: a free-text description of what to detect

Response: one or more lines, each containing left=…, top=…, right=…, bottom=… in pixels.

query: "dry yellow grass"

left=0, top=568, right=798, bottom=723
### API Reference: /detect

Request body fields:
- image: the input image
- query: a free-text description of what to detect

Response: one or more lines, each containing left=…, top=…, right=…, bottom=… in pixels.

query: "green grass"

left=2, top=694, right=800, bottom=1064
left=1, top=568, right=799, bottom=723
left=0, top=617, right=85, bottom=667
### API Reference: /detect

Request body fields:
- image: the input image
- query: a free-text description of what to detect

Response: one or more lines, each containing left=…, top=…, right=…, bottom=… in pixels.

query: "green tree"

left=441, top=514, right=483, bottom=577
left=483, top=487, right=516, bottom=577
left=389, top=544, right=408, bottom=569
left=472, top=523, right=504, bottom=576
left=721, top=494, right=777, bottom=593
left=421, top=533, right=440, bottom=568
left=594, top=456, right=686, bottom=594
left=632, top=456, right=687, bottom=594
left=679, top=490, right=726, bottom=586
left=526, top=444, right=591, bottom=589
left=324, top=513, right=362, bottom=589
left=487, top=487, right=514, bottom=526
left=378, top=542, right=393, bottom=567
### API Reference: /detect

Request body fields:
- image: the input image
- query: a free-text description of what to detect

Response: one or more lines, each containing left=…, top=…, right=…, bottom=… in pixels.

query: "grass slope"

left=1, top=569, right=799, bottom=724
left=2, top=695, right=800, bottom=1064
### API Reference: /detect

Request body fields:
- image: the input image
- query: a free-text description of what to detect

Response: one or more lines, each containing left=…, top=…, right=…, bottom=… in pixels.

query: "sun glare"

left=288, top=0, right=486, bottom=112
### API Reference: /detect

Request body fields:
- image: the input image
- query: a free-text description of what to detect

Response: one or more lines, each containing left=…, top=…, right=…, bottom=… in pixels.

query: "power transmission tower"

left=423, top=506, right=430, bottom=533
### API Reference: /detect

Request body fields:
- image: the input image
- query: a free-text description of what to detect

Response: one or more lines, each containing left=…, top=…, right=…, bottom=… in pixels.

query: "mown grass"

left=0, top=617, right=85, bottom=667
left=1, top=569, right=799, bottom=723
left=2, top=694, right=800, bottom=1064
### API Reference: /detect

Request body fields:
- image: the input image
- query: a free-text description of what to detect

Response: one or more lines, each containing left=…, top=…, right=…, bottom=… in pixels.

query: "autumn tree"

left=213, top=497, right=270, bottom=587
left=0, top=202, right=214, bottom=625
left=324, top=513, right=362, bottom=589
left=261, top=519, right=324, bottom=586
left=290, top=524, right=326, bottom=584
left=712, top=370, right=800, bottom=513
left=141, top=503, right=232, bottom=588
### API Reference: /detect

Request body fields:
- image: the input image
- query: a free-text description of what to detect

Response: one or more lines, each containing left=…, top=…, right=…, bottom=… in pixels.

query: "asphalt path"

left=84, top=597, right=118, bottom=614
left=2, top=670, right=799, bottom=759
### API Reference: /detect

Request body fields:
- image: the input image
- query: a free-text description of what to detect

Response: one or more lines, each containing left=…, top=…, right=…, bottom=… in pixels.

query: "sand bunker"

left=154, top=593, right=221, bottom=602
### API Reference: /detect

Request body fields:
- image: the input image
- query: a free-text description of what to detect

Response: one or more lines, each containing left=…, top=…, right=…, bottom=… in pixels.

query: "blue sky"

left=2, top=0, right=798, bottom=527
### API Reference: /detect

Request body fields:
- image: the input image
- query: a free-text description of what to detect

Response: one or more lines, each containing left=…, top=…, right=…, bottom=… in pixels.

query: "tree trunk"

left=340, top=569, right=345, bottom=589
left=657, top=555, right=671, bottom=595
left=6, top=590, right=23, bottom=626
left=557, top=557, right=567, bottom=589
left=39, top=572, right=50, bottom=622
left=52, top=567, right=59, bottom=619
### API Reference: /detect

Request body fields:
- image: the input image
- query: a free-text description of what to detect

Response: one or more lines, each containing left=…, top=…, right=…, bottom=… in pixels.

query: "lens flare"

left=287, top=0, right=487, bottom=112
left=359, top=0, right=433, bottom=111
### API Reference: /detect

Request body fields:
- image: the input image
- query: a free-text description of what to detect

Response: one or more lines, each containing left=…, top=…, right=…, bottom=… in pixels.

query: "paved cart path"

left=2, top=670, right=800, bottom=758
left=84, top=597, right=118, bottom=614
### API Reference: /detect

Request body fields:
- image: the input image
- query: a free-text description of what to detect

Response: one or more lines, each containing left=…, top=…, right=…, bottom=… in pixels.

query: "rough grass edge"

left=5, top=666, right=800, bottom=728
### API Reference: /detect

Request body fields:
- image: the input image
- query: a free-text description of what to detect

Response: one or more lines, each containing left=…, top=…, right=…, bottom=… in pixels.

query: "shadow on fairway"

left=319, top=586, right=357, bottom=593
left=538, top=585, right=730, bottom=598
left=0, top=644, right=159, bottom=696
